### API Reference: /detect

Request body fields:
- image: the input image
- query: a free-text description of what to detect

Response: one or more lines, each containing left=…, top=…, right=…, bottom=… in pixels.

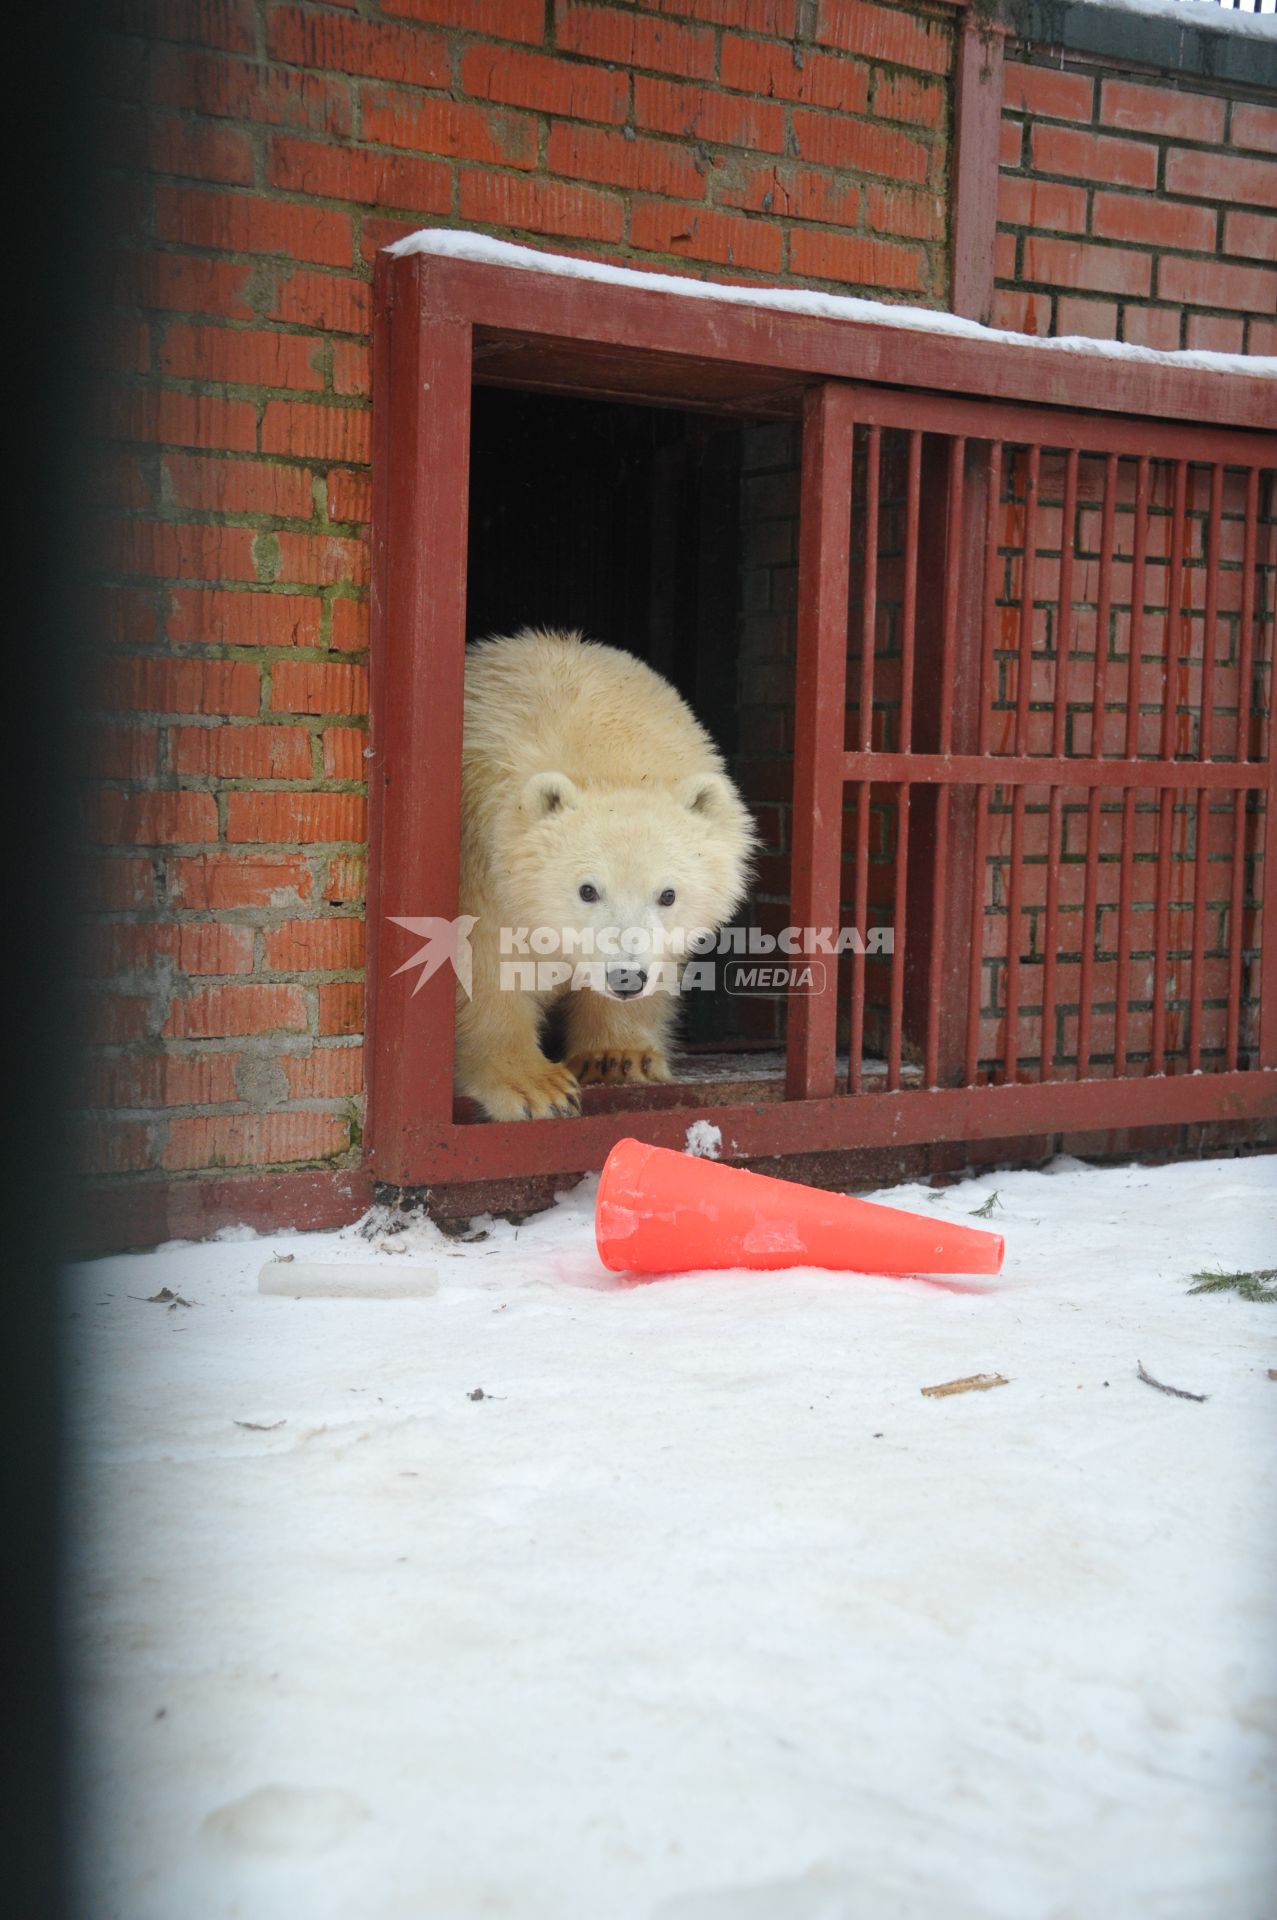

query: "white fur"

left=456, top=629, right=756, bottom=1120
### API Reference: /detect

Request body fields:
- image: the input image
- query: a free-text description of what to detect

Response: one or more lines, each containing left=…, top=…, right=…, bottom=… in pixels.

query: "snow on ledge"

left=1069, top=0, right=1277, bottom=44
left=387, top=230, right=1276, bottom=382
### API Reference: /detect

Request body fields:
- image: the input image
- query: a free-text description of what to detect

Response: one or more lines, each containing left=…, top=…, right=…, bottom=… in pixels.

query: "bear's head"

left=503, top=769, right=756, bottom=999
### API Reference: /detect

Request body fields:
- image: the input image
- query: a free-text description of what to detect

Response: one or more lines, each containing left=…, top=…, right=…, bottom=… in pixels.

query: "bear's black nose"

left=607, top=967, right=647, bottom=999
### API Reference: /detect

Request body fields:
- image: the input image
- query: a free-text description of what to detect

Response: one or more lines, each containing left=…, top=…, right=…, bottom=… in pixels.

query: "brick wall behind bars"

left=994, top=52, right=1277, bottom=353
left=79, top=0, right=957, bottom=1200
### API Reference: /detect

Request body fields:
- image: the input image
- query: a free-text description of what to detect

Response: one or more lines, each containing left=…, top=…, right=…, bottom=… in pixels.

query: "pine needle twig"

left=1187, top=1267, right=1277, bottom=1304
left=1137, top=1361, right=1207, bottom=1403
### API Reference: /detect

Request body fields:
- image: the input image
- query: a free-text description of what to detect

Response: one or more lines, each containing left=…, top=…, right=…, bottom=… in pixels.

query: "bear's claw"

left=567, top=1048, right=672, bottom=1087
left=473, top=1060, right=581, bottom=1121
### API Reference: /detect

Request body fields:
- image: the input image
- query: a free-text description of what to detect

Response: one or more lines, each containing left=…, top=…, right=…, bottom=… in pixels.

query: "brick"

left=458, top=171, right=625, bottom=242
left=460, top=45, right=627, bottom=123
left=86, top=584, right=161, bottom=648
left=164, top=982, right=308, bottom=1038
left=1159, top=255, right=1277, bottom=314
left=1185, top=313, right=1245, bottom=354
left=94, top=384, right=258, bottom=453
left=82, top=992, right=152, bottom=1046
left=791, top=111, right=929, bottom=183
left=271, top=660, right=369, bottom=715
left=267, top=135, right=452, bottom=213
left=168, top=853, right=314, bottom=908
left=160, top=453, right=316, bottom=520
left=381, top=0, right=544, bottom=38
left=226, top=790, right=367, bottom=842
left=100, top=655, right=261, bottom=716
left=1164, top=147, right=1277, bottom=209
left=558, top=4, right=715, bottom=79
left=998, top=176, right=1088, bottom=234
left=79, top=856, right=156, bottom=912
left=166, top=588, right=323, bottom=648
left=160, top=323, right=325, bottom=390
left=331, top=342, right=370, bottom=397
left=79, top=724, right=160, bottom=781
left=1232, top=102, right=1277, bottom=155
left=1000, top=117, right=1024, bottom=169
left=330, top=599, right=368, bottom=652
left=266, top=6, right=448, bottom=87
left=1090, top=191, right=1215, bottom=254
left=113, top=248, right=256, bottom=320
left=719, top=164, right=859, bottom=229
left=865, top=183, right=943, bottom=240
left=155, top=187, right=354, bottom=266
left=1121, top=306, right=1181, bottom=351
left=546, top=123, right=704, bottom=201
left=631, top=200, right=782, bottom=273
left=170, top=723, right=315, bottom=778
left=1223, top=209, right=1277, bottom=260
left=719, top=35, right=868, bottom=111
left=162, top=1110, right=350, bottom=1169
left=178, top=924, right=256, bottom=974
left=323, top=852, right=366, bottom=902
left=1022, top=236, right=1151, bottom=298
left=81, top=1050, right=241, bottom=1111
left=327, top=471, right=372, bottom=523
left=792, top=227, right=929, bottom=291
left=101, top=0, right=256, bottom=52
left=1100, top=79, right=1225, bottom=146
left=283, top=1045, right=364, bottom=1099
left=814, top=0, right=950, bottom=77
left=1032, top=125, right=1157, bottom=191
left=1003, top=62, right=1093, bottom=124
left=151, top=46, right=353, bottom=136
left=260, top=400, right=371, bottom=463
left=90, top=790, right=221, bottom=846
left=994, top=230, right=1017, bottom=281
left=268, top=268, right=371, bottom=334
left=873, top=70, right=945, bottom=131
left=94, top=519, right=260, bottom=584
left=362, top=88, right=536, bottom=168
left=317, top=980, right=364, bottom=1034
left=641, top=1, right=796, bottom=28
left=264, top=918, right=364, bottom=970
left=145, top=112, right=256, bottom=185
left=81, top=1119, right=154, bottom=1176
left=634, top=76, right=784, bottom=152
left=1248, top=318, right=1277, bottom=356
left=1056, top=295, right=1118, bottom=340
left=272, top=531, right=369, bottom=587
left=322, top=727, right=368, bottom=779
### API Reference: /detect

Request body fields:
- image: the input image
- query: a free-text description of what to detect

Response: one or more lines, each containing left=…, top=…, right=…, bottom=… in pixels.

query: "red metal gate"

left=368, top=246, right=1276, bottom=1193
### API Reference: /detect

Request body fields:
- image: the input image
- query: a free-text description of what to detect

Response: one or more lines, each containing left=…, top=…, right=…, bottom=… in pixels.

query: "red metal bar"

left=849, top=779, right=871, bottom=1093
left=419, top=1070, right=1277, bottom=1183
left=367, top=259, right=473, bottom=1185
left=1151, top=787, right=1174, bottom=1074
left=923, top=440, right=966, bottom=1085
left=1015, top=444, right=1039, bottom=757
left=1114, top=461, right=1147, bottom=1077
left=1076, top=787, right=1102, bottom=1077
left=439, top=252, right=1277, bottom=434
left=978, top=442, right=1002, bottom=757
left=1199, top=463, right=1223, bottom=761
left=966, top=784, right=989, bottom=1083
left=787, top=384, right=854, bottom=1102
left=1188, top=785, right=1209, bottom=1072
left=1237, top=466, right=1259, bottom=766
left=889, top=782, right=910, bottom=1093
left=1054, top=448, right=1079, bottom=759
left=899, top=431, right=921, bottom=754
left=1163, top=461, right=1188, bottom=760
left=1114, top=785, right=1137, bottom=1075
left=1040, top=788, right=1063, bottom=1082
left=1092, top=452, right=1118, bottom=755
left=1263, top=485, right=1277, bottom=1071
left=1227, top=469, right=1260, bottom=1068
left=951, top=7, right=1007, bottom=326
left=841, top=752, right=1263, bottom=790
left=1004, top=788, right=1026, bottom=1082
left=860, top=425, right=880, bottom=753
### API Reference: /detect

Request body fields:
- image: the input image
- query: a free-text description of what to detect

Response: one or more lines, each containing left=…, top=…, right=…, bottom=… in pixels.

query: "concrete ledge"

left=1006, top=0, right=1277, bottom=90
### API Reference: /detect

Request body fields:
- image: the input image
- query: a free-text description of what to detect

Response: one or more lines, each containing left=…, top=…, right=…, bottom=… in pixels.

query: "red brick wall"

left=995, top=54, right=1277, bottom=354
left=79, top=0, right=957, bottom=1204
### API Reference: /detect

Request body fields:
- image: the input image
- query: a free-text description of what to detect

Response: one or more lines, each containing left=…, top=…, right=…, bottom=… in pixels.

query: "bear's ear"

left=676, top=771, right=734, bottom=820
left=521, top=770, right=581, bottom=819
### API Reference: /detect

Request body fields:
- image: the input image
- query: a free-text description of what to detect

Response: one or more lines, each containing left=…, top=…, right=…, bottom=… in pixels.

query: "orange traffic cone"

left=596, top=1138, right=1005, bottom=1278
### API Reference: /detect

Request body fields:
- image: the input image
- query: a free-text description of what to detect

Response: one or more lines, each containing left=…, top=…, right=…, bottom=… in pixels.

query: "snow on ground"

left=66, top=1153, right=1276, bottom=1920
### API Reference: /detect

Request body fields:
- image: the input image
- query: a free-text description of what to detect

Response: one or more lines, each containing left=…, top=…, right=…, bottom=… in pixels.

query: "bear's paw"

left=472, top=1058, right=581, bottom=1122
left=567, top=1048, right=672, bottom=1087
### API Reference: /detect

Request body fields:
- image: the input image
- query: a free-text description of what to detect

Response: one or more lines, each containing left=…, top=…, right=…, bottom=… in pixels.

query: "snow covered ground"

left=66, top=1153, right=1276, bottom=1920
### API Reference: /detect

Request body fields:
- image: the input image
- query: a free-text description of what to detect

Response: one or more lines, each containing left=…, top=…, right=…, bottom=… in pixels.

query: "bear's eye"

left=579, top=883, right=600, bottom=904
left=657, top=888, right=676, bottom=908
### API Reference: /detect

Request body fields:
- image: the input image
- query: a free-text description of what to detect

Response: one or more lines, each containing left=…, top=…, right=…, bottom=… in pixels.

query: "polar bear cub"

left=457, top=628, right=755, bottom=1121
